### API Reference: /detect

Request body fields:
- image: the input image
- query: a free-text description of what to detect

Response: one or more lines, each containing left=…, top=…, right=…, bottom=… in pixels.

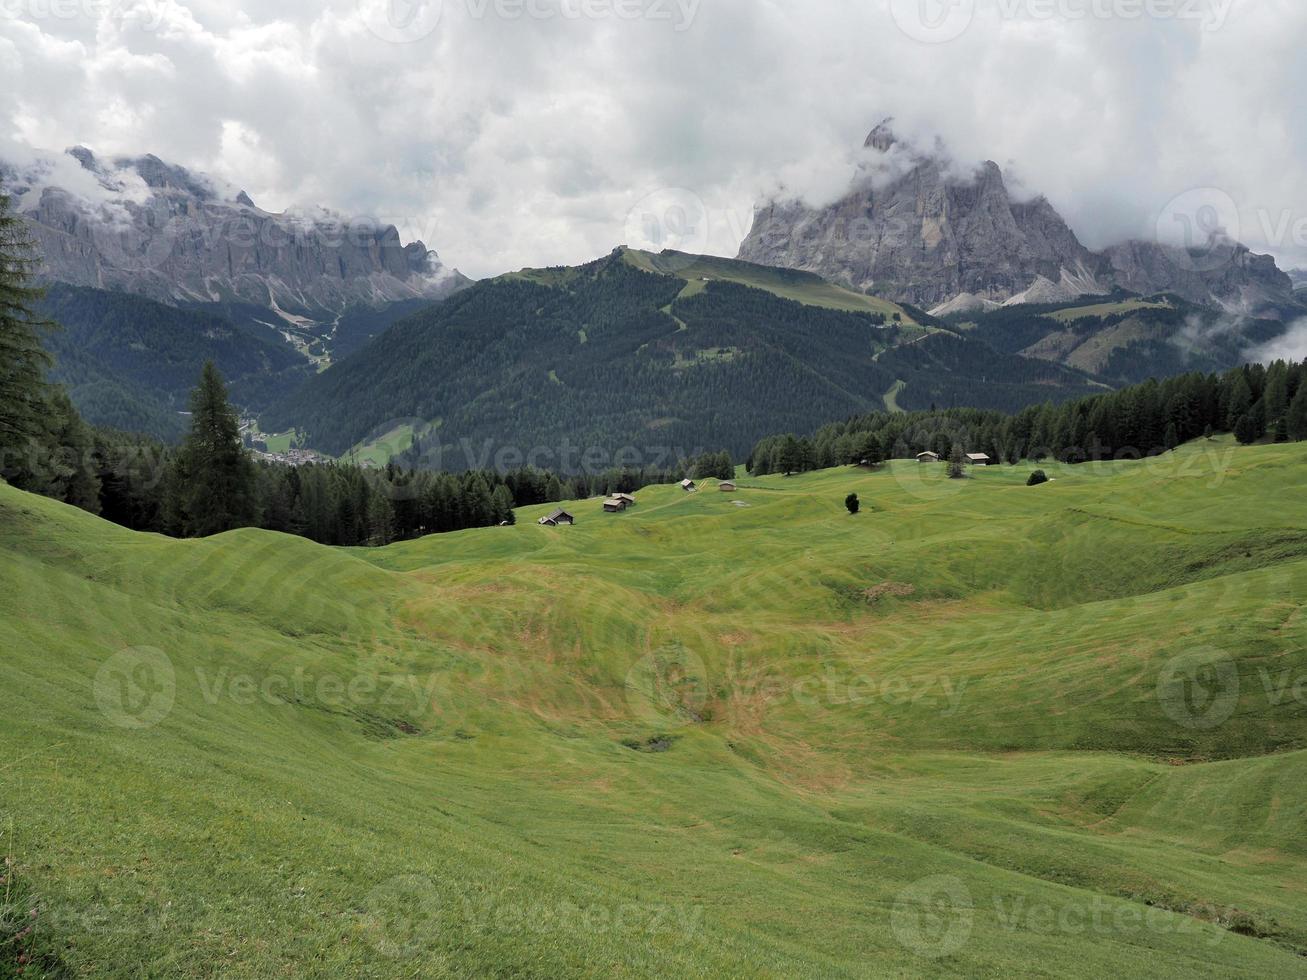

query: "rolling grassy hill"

left=3, top=439, right=1307, bottom=976
left=616, top=248, right=918, bottom=321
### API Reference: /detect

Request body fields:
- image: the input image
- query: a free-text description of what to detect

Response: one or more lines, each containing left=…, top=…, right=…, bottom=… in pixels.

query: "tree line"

left=9, top=358, right=713, bottom=546
left=749, top=363, right=1307, bottom=475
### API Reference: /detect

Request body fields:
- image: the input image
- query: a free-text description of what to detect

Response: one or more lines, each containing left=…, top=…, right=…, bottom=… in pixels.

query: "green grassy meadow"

left=3, top=439, right=1307, bottom=976
left=261, top=431, right=296, bottom=455
left=1044, top=298, right=1174, bottom=322
left=343, top=421, right=439, bottom=468
left=619, top=248, right=919, bottom=323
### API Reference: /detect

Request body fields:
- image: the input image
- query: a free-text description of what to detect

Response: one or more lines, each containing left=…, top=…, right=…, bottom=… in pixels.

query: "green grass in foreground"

left=3, top=438, right=1307, bottom=976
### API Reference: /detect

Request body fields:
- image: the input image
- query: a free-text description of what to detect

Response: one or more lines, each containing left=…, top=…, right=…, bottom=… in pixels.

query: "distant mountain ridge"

left=738, top=121, right=1299, bottom=317
left=262, top=247, right=1108, bottom=465
left=2, top=146, right=472, bottom=427
left=4, top=146, right=470, bottom=318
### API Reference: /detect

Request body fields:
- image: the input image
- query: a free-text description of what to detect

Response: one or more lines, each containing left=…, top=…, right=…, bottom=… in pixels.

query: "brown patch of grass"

left=862, top=582, right=917, bottom=602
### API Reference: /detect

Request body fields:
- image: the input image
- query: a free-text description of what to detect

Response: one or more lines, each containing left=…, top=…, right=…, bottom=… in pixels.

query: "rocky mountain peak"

left=864, top=118, right=898, bottom=153
left=123, top=153, right=218, bottom=199
left=5, top=146, right=469, bottom=316
left=67, top=145, right=97, bottom=170
left=738, top=125, right=1298, bottom=316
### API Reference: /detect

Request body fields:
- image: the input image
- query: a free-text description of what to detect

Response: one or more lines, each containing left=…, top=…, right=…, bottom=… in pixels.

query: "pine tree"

left=948, top=443, right=966, bottom=480
left=1164, top=422, right=1179, bottom=452
left=38, top=390, right=102, bottom=512
left=367, top=491, right=396, bottom=544
left=0, top=192, right=53, bottom=478
left=492, top=484, right=516, bottom=525
left=1233, top=413, right=1260, bottom=446
left=172, top=362, right=258, bottom=536
left=1288, top=384, right=1307, bottom=442
left=776, top=435, right=803, bottom=476
left=1263, top=362, right=1290, bottom=429
left=856, top=431, right=884, bottom=466
left=1226, top=373, right=1253, bottom=430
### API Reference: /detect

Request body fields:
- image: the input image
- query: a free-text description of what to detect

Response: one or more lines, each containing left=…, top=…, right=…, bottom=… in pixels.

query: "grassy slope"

left=342, top=421, right=441, bottom=468
left=1044, top=298, right=1173, bottom=323
left=508, top=248, right=916, bottom=323
left=619, top=248, right=919, bottom=324
left=3, top=440, right=1307, bottom=976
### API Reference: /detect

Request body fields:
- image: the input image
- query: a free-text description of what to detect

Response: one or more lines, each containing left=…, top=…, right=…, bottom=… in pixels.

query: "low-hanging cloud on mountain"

left=2, top=0, right=1305, bottom=279
left=1246, top=319, right=1307, bottom=365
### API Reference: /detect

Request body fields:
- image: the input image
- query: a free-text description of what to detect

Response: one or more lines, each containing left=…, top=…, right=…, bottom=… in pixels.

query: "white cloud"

left=1247, top=319, right=1307, bottom=364
left=1, top=0, right=1305, bottom=279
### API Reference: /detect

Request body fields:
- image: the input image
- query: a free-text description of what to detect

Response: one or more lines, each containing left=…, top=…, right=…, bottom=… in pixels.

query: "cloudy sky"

left=2, top=0, right=1304, bottom=279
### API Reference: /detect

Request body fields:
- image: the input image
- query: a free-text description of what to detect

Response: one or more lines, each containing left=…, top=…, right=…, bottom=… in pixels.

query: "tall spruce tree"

left=0, top=192, right=53, bottom=479
left=1233, top=413, right=1261, bottom=446
left=38, top=390, right=102, bottom=512
left=1263, top=362, right=1290, bottom=429
left=775, top=434, right=803, bottom=476
left=948, top=443, right=966, bottom=479
left=172, top=362, right=258, bottom=536
left=1288, top=384, right=1307, bottom=442
left=1225, top=372, right=1254, bottom=430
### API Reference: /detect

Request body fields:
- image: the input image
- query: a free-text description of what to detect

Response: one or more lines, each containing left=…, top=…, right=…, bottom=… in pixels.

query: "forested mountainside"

left=954, top=293, right=1290, bottom=386
left=34, top=285, right=443, bottom=441
left=38, top=283, right=308, bottom=440
left=263, top=249, right=1102, bottom=466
